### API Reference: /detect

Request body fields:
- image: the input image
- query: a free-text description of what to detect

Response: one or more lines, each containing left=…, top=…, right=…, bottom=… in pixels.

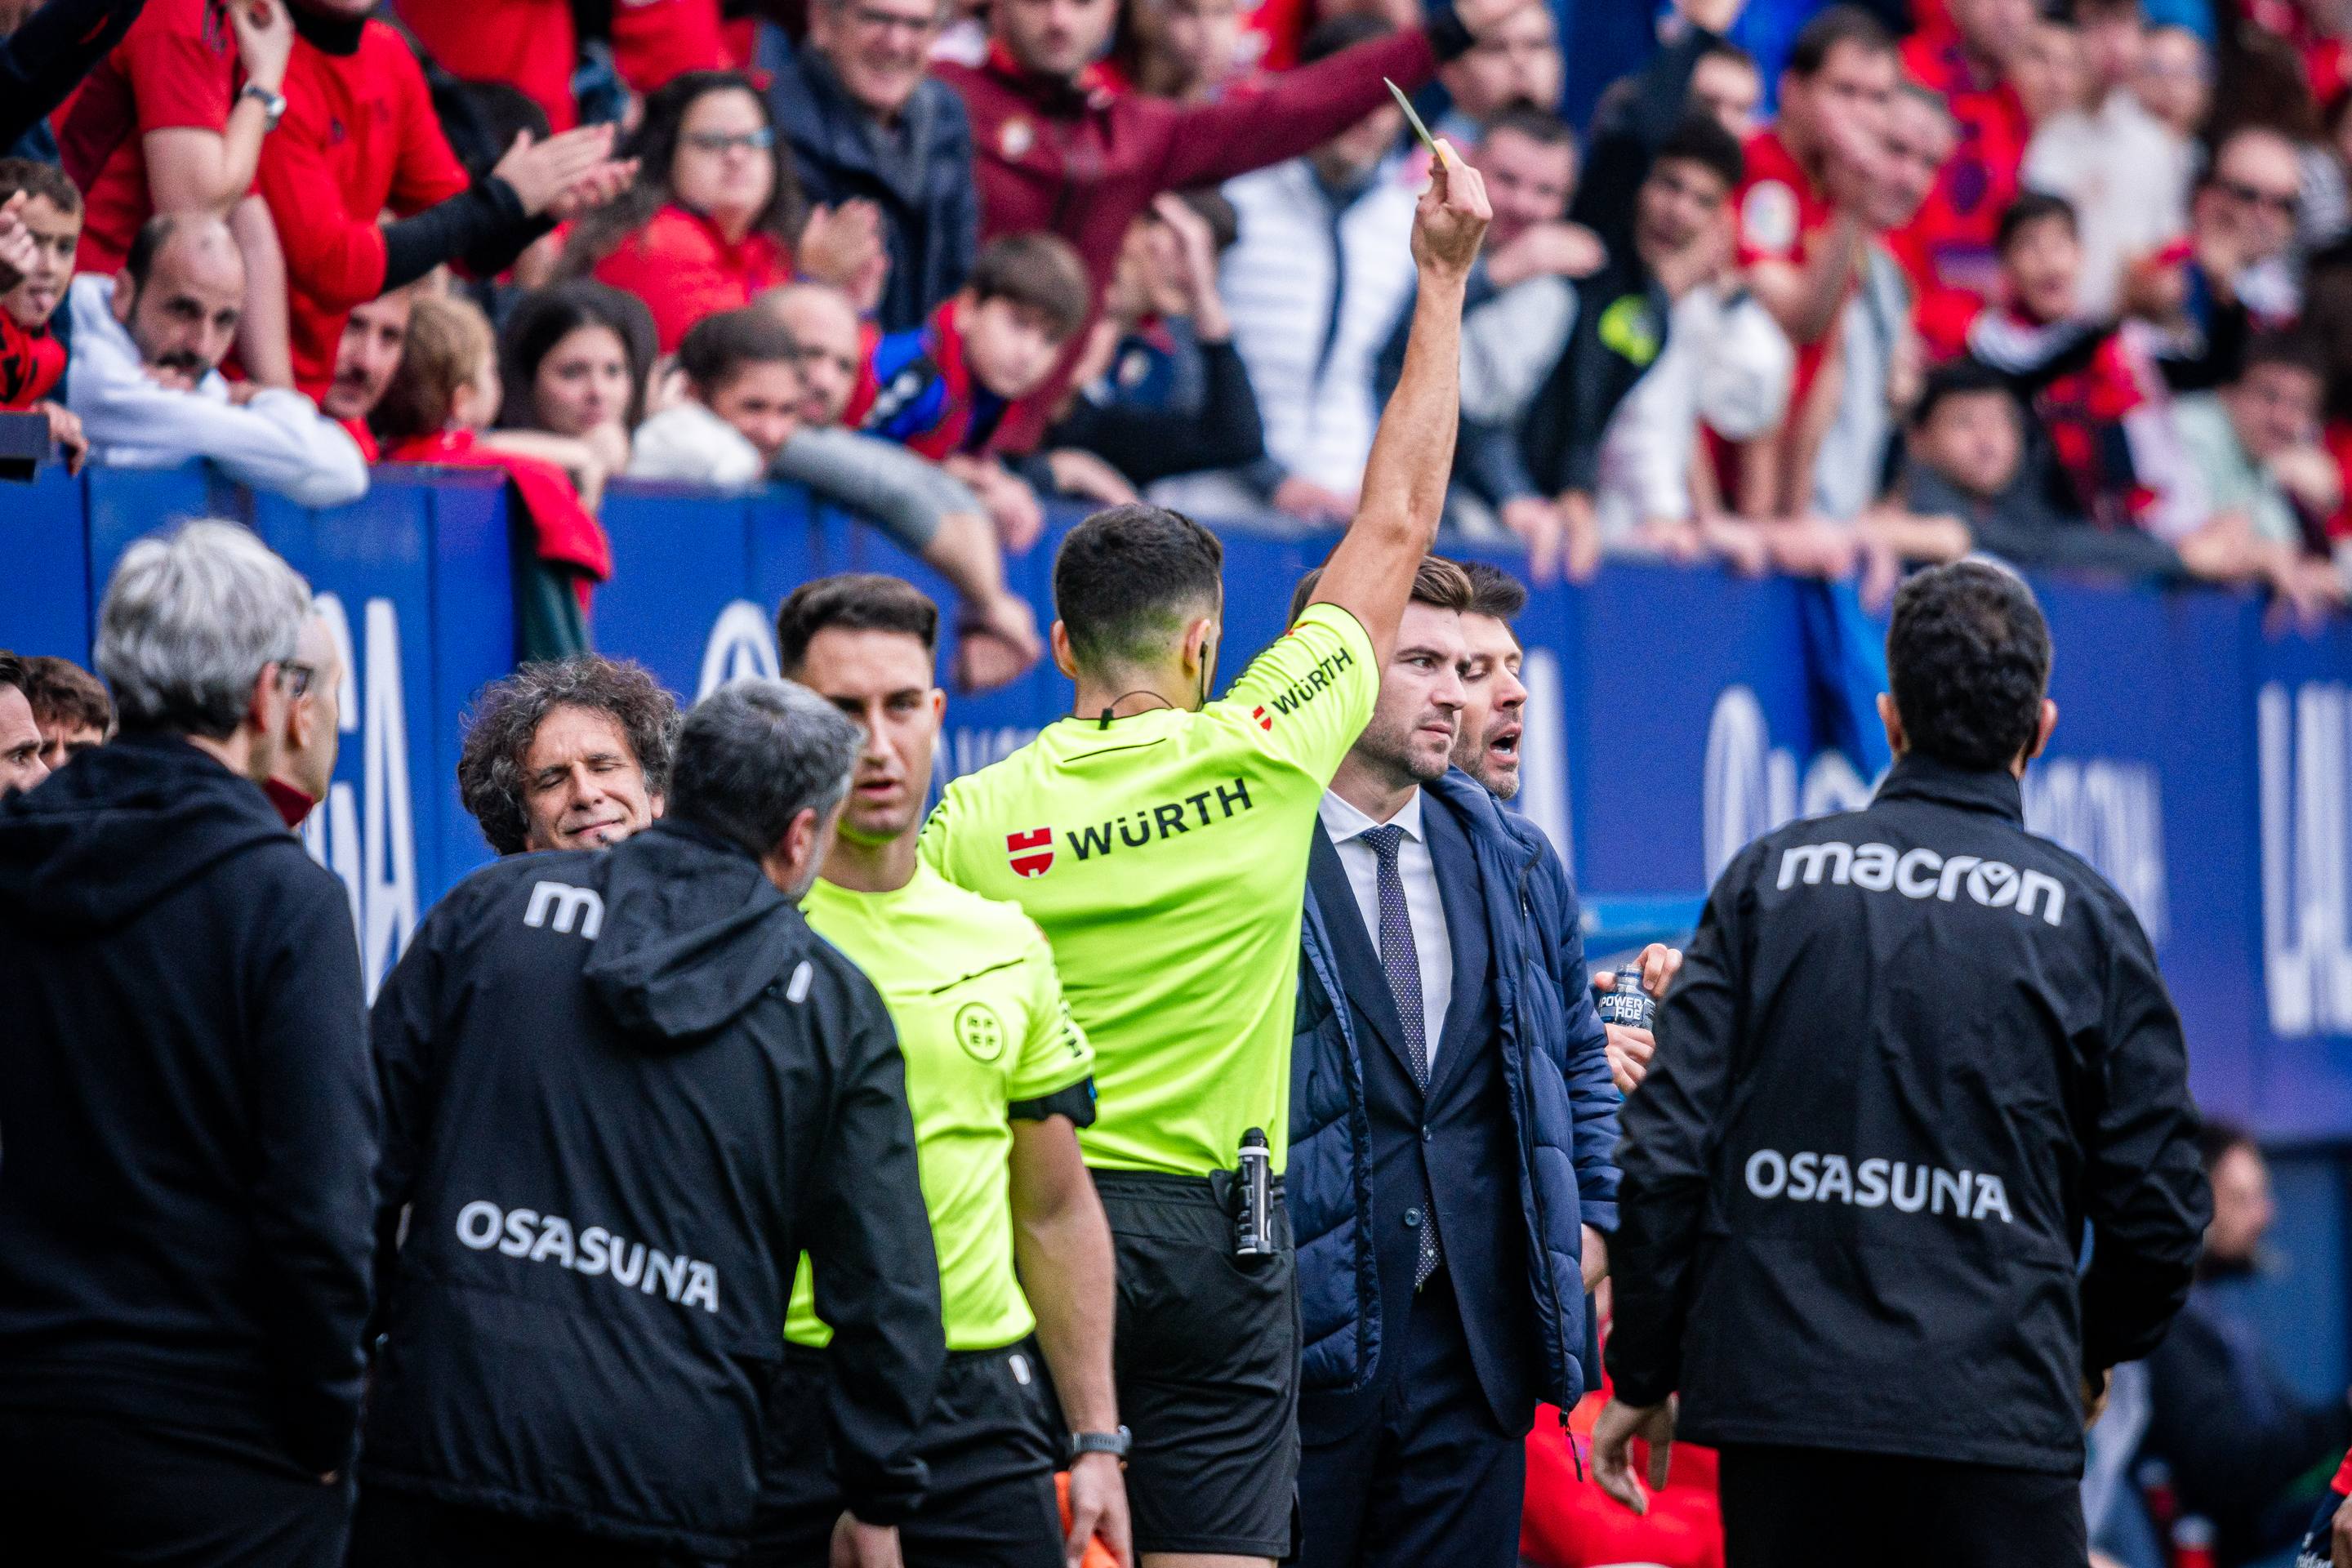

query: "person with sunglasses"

left=561, top=69, right=885, bottom=352
left=261, top=611, right=346, bottom=830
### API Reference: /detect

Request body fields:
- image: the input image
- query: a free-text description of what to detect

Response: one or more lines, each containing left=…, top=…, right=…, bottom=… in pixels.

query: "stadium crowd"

left=11, top=0, right=2352, bottom=666
left=11, top=0, right=2352, bottom=1565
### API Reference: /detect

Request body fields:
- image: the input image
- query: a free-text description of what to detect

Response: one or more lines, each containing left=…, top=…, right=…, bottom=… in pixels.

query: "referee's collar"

left=1319, top=786, right=1425, bottom=847
left=1873, top=752, right=2025, bottom=824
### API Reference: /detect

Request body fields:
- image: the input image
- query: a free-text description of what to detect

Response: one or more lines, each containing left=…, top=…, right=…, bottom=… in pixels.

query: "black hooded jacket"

left=0, top=732, right=378, bottom=1474
left=1607, top=755, right=2209, bottom=1474
left=363, top=819, right=945, bottom=1557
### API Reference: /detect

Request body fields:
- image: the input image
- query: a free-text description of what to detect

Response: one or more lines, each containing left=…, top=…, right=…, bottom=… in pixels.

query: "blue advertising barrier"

left=8, top=465, right=2352, bottom=1146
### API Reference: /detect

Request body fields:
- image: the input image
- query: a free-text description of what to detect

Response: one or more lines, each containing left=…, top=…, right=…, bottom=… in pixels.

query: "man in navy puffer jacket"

left=1285, top=556, right=1668, bottom=1568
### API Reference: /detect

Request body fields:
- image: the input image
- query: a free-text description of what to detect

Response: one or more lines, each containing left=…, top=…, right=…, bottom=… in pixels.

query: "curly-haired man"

left=456, top=656, right=679, bottom=855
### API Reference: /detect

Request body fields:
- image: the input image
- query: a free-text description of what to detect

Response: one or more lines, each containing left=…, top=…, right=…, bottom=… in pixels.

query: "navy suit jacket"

left=1302, top=788, right=1541, bottom=1439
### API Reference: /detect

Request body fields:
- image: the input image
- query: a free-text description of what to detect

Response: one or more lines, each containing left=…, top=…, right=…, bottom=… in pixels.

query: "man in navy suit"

left=1286, top=555, right=1664, bottom=1568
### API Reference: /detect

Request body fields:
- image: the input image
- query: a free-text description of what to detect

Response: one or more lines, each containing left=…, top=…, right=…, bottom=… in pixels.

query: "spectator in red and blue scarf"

left=844, top=231, right=1089, bottom=548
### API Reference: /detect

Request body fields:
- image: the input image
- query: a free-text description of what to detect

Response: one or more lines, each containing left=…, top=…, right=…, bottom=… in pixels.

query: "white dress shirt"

left=1319, top=787, right=1454, bottom=1073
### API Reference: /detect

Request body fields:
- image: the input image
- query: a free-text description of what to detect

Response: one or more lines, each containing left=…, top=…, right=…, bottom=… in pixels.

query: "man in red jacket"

left=257, top=0, right=634, bottom=400
left=936, top=0, right=1538, bottom=452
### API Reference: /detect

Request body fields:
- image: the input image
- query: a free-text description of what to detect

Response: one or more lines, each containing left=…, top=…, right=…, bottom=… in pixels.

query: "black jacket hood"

left=0, top=732, right=296, bottom=937
left=581, top=819, right=814, bottom=1048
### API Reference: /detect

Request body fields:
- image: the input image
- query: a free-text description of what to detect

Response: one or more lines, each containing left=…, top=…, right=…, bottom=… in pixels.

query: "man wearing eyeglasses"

left=773, top=0, right=978, bottom=334
left=263, top=612, right=346, bottom=830
left=0, top=522, right=379, bottom=1566
left=2190, top=125, right=2305, bottom=329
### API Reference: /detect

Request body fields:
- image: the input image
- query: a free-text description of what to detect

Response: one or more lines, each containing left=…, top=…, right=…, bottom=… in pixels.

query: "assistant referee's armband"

left=1011, top=1077, right=1098, bottom=1126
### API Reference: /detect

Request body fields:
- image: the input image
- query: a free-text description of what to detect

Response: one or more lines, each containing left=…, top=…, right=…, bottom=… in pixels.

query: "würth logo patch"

left=1251, top=706, right=1273, bottom=731
left=1007, top=827, right=1054, bottom=878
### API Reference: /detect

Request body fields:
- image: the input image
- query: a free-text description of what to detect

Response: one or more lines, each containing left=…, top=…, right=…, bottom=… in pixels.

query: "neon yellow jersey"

left=919, top=603, right=1379, bottom=1176
left=786, top=865, right=1093, bottom=1352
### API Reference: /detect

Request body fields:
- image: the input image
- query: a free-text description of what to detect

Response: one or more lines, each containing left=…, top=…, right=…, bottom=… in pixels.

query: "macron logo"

left=524, top=880, right=604, bottom=939
left=1776, top=841, right=2067, bottom=928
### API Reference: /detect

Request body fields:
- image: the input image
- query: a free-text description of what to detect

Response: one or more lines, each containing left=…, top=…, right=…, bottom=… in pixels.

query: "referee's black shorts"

left=751, top=1343, right=1063, bottom=1568
left=1094, top=1168, right=1299, bottom=1561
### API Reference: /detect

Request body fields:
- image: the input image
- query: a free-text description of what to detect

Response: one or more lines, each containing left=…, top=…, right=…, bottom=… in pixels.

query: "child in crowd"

left=628, top=305, right=804, bottom=487
left=845, top=232, right=1092, bottom=549
left=372, top=292, right=612, bottom=659
left=1868, top=358, right=2185, bottom=583
left=0, top=160, right=86, bottom=469
left=1966, top=192, right=2204, bottom=541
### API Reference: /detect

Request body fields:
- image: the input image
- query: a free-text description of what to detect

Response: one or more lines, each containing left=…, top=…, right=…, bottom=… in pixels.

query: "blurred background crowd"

left=16, top=0, right=2352, bottom=694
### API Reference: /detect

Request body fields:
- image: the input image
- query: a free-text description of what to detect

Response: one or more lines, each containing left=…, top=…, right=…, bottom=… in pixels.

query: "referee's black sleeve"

left=2078, top=898, right=2209, bottom=1376
left=806, top=984, right=947, bottom=1526
left=1604, top=843, right=1758, bottom=1410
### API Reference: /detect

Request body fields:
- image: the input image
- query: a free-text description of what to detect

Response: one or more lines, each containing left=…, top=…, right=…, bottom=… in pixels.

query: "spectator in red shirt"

left=397, top=0, right=728, bottom=136
left=1730, top=4, right=1895, bottom=517
left=318, top=287, right=411, bottom=458
left=256, top=0, right=635, bottom=402
left=1894, top=0, right=2033, bottom=322
left=0, top=0, right=150, bottom=155
left=560, top=71, right=880, bottom=353
left=0, top=161, right=87, bottom=468
left=372, top=291, right=611, bottom=659
left=935, top=0, right=1539, bottom=452
left=55, top=0, right=300, bottom=384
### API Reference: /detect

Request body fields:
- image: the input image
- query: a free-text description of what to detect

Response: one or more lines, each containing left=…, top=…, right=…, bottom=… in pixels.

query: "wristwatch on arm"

left=1068, top=1427, right=1131, bottom=1463
left=239, top=82, right=287, bottom=131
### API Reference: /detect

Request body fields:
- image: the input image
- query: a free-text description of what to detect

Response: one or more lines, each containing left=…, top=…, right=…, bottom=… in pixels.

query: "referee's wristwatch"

left=239, top=82, right=287, bottom=131
left=1068, top=1427, right=1131, bottom=1463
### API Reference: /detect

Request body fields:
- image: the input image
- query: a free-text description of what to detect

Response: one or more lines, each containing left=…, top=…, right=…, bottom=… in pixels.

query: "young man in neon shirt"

left=758, top=572, right=1128, bottom=1568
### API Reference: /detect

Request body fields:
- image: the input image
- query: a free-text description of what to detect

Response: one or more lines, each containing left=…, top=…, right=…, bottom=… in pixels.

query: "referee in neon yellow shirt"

left=753, top=574, right=1130, bottom=1568
left=917, top=153, right=1494, bottom=1568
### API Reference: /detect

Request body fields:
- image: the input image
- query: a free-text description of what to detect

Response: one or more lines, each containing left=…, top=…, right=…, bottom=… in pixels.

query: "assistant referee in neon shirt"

left=919, top=152, right=1494, bottom=1567
left=754, top=574, right=1130, bottom=1568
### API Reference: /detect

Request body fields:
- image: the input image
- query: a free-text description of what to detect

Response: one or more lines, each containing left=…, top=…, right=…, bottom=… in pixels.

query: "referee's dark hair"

left=776, top=574, right=940, bottom=676
left=1054, top=504, right=1225, bottom=673
left=1886, top=560, right=2052, bottom=773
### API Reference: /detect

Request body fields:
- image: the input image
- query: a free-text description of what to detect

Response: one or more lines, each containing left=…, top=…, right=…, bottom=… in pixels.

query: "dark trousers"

left=1718, top=1443, right=2088, bottom=1568
left=0, top=1406, right=353, bottom=1567
left=346, top=1486, right=693, bottom=1567
left=1294, top=1276, right=1525, bottom=1568
left=752, top=1345, right=1064, bottom=1568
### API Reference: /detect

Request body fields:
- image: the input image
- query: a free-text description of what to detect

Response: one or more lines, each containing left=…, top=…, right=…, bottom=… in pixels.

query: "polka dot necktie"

left=1361, top=824, right=1441, bottom=1288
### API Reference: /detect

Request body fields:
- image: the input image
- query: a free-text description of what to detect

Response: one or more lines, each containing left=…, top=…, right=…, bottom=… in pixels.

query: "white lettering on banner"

left=1777, top=839, right=2067, bottom=925
left=452, top=1200, right=719, bottom=1312
left=1704, top=687, right=2168, bottom=937
left=1702, top=686, right=1873, bottom=882
left=2022, top=760, right=2169, bottom=944
left=1743, top=1148, right=2014, bottom=1223
left=1518, top=648, right=1573, bottom=872
left=524, top=880, right=605, bottom=939
left=699, top=599, right=781, bottom=699
left=2259, top=682, right=2352, bottom=1036
left=301, top=594, right=418, bottom=1000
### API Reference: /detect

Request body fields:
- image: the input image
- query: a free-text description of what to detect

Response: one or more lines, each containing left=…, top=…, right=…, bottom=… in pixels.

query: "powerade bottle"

left=1595, top=964, right=1655, bottom=1031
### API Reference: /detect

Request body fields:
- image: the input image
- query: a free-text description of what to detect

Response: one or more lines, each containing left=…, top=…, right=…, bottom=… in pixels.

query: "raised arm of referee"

left=1303, top=144, right=1493, bottom=665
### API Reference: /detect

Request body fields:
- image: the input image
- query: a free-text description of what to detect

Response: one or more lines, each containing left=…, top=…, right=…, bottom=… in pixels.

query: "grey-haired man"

left=0, top=520, right=377, bottom=1566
